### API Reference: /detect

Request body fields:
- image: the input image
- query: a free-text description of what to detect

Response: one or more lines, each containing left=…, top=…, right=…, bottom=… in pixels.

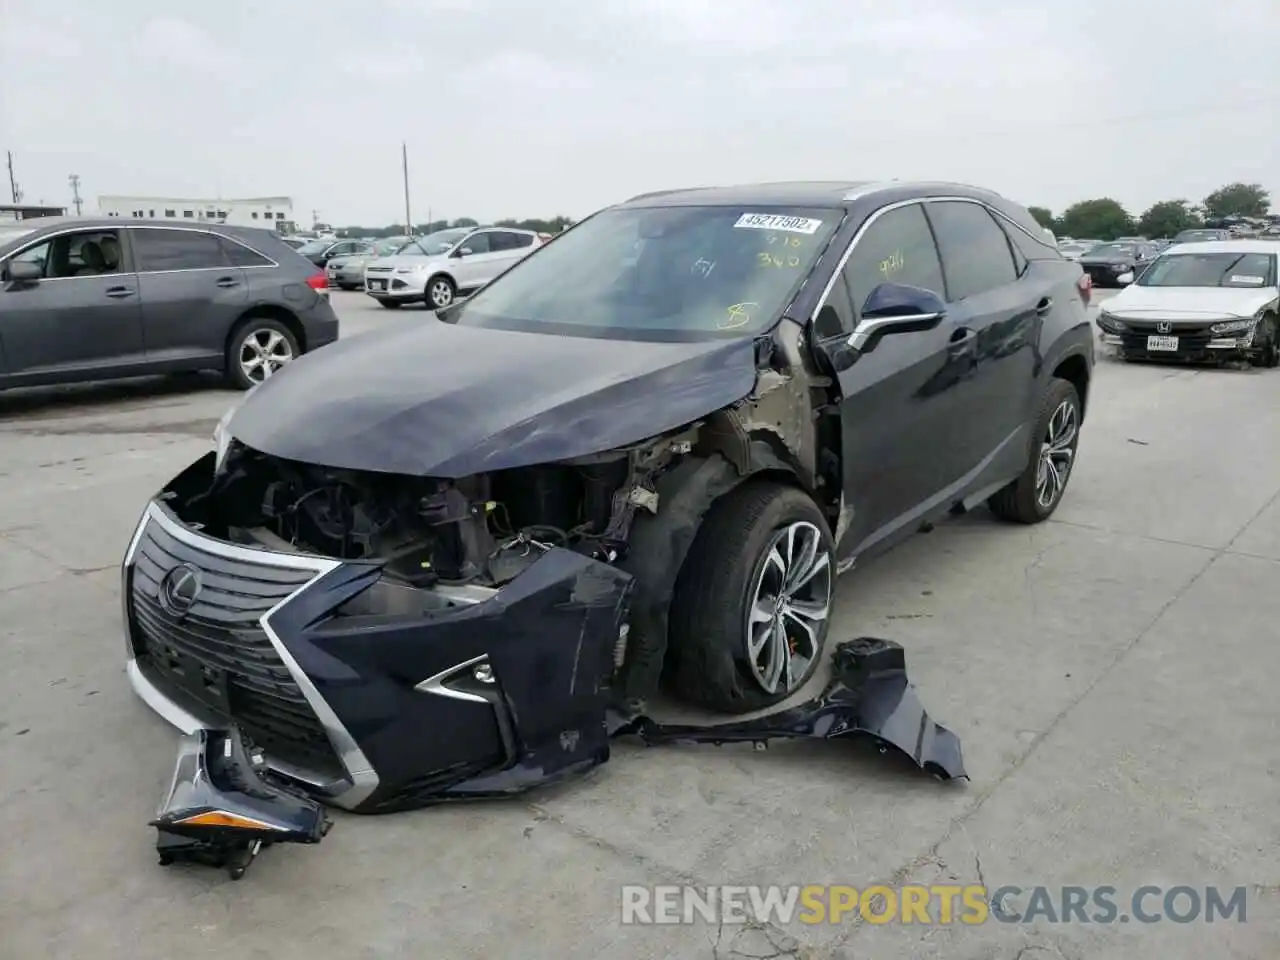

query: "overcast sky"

left=1, top=0, right=1277, bottom=225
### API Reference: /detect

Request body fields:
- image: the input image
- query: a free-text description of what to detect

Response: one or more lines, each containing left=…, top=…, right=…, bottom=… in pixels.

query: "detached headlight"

left=1209, top=318, right=1256, bottom=335
left=1096, top=311, right=1128, bottom=334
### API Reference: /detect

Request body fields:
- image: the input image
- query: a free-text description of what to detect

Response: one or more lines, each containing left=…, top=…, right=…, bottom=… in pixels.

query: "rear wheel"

left=667, top=482, right=835, bottom=714
left=988, top=377, right=1081, bottom=523
left=226, top=318, right=298, bottom=390
left=1253, top=313, right=1279, bottom=368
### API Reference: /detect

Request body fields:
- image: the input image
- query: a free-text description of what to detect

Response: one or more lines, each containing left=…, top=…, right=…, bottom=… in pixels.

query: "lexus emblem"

left=1155, top=321, right=1172, bottom=334
left=159, top=563, right=203, bottom=617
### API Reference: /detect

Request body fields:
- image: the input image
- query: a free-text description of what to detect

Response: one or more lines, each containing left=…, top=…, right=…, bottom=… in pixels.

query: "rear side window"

left=842, top=203, right=946, bottom=319
left=133, top=229, right=227, bottom=272
left=219, top=237, right=273, bottom=267
left=488, top=231, right=524, bottom=252
left=926, top=201, right=1018, bottom=301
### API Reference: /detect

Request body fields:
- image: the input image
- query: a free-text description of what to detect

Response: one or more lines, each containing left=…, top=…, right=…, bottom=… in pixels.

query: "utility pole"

left=401, top=142, right=412, bottom=234
left=68, top=174, right=83, bottom=215
left=6, top=152, right=21, bottom=203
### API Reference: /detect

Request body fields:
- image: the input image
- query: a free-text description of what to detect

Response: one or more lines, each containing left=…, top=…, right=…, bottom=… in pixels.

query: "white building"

left=96, top=195, right=297, bottom=232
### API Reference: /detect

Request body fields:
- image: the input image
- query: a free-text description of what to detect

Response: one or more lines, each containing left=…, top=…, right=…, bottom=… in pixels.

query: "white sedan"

left=1094, top=240, right=1279, bottom=366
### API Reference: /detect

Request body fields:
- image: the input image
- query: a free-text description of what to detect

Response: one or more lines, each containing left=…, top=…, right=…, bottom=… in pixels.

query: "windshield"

left=296, top=239, right=329, bottom=255
left=395, top=229, right=471, bottom=257
left=1137, top=252, right=1276, bottom=288
left=1087, top=243, right=1137, bottom=258
left=372, top=237, right=408, bottom=256
left=1173, top=230, right=1225, bottom=243
left=449, top=205, right=841, bottom=341
left=0, top=225, right=37, bottom=248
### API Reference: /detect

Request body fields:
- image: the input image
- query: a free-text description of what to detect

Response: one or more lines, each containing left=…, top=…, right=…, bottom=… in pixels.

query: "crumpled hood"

left=227, top=319, right=760, bottom=477
left=1104, top=284, right=1278, bottom=320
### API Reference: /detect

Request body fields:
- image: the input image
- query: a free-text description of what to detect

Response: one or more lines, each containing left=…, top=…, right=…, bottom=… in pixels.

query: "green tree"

left=1027, top=206, right=1054, bottom=230
left=450, top=217, right=480, bottom=228
left=1202, top=182, right=1270, bottom=219
left=1059, top=199, right=1133, bottom=241
left=1137, top=199, right=1200, bottom=239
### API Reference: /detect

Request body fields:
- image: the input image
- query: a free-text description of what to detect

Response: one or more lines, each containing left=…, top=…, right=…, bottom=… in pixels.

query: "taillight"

left=305, top=272, right=328, bottom=292
left=1076, top=272, right=1092, bottom=307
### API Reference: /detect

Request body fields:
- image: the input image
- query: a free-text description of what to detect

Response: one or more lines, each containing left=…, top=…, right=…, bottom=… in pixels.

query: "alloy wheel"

left=429, top=279, right=454, bottom=308
left=239, top=329, right=294, bottom=383
left=1036, top=399, right=1078, bottom=509
left=745, top=521, right=833, bottom=696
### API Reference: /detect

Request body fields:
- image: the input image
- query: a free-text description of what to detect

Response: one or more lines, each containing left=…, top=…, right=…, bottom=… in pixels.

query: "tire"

left=426, top=274, right=456, bottom=309
left=226, top=317, right=299, bottom=390
left=667, top=482, right=836, bottom=714
left=377, top=299, right=402, bottom=309
left=988, top=377, right=1081, bottom=524
left=1253, top=313, right=1279, bottom=368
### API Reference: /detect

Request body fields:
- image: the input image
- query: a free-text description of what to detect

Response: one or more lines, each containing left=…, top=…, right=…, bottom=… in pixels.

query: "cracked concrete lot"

left=1, top=290, right=1278, bottom=959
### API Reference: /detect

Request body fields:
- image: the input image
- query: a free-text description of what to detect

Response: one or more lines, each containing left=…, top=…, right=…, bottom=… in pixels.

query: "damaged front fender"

left=610, top=637, right=967, bottom=781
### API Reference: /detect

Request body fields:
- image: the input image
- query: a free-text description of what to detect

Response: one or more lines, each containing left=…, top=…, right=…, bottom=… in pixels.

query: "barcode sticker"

left=734, top=213, right=824, bottom=235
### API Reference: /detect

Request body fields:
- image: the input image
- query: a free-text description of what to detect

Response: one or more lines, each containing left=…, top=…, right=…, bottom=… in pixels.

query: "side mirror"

left=848, top=282, right=945, bottom=351
left=1116, top=271, right=1135, bottom=285
left=454, top=247, right=473, bottom=257
left=5, top=259, right=42, bottom=285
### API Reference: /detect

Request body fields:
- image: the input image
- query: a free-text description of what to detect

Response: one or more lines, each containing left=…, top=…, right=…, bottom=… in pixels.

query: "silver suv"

left=364, top=226, right=545, bottom=309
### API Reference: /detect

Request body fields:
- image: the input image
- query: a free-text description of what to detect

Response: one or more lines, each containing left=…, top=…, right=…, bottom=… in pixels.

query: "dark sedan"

left=1079, top=240, right=1159, bottom=287
left=297, top=238, right=371, bottom=268
left=0, top=218, right=339, bottom=390
left=122, top=180, right=1094, bottom=811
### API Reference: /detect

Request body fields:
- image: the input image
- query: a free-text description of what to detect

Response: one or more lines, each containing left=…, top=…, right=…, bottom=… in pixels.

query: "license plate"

left=370, top=280, right=385, bottom=290
left=1146, top=335, right=1178, bottom=352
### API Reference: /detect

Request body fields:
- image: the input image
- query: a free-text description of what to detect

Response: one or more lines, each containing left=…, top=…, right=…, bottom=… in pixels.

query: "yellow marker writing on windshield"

left=720, top=302, right=758, bottom=329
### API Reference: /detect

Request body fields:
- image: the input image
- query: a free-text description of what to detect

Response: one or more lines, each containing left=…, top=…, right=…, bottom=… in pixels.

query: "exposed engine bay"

left=207, top=432, right=694, bottom=589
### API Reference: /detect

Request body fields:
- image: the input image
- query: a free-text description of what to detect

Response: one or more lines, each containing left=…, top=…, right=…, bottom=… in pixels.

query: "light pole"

left=401, top=142, right=412, bottom=234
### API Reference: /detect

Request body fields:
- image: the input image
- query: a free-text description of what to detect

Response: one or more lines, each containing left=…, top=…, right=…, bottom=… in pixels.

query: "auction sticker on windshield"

left=734, top=213, right=824, bottom=235
left=1230, top=275, right=1265, bottom=285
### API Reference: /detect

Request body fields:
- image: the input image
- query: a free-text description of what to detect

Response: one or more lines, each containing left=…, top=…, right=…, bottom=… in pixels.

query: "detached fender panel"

left=611, top=637, right=967, bottom=781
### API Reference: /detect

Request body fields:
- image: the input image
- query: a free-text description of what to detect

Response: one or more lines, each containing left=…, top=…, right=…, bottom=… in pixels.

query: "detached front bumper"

left=123, top=455, right=633, bottom=814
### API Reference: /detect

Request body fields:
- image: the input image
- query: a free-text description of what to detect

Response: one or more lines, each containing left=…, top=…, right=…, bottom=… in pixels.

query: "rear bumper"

left=123, top=459, right=634, bottom=814
left=301, top=301, right=340, bottom=349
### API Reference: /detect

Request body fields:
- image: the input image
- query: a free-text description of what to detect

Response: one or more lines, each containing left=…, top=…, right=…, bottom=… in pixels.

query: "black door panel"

left=923, top=200, right=1039, bottom=486
left=825, top=202, right=960, bottom=555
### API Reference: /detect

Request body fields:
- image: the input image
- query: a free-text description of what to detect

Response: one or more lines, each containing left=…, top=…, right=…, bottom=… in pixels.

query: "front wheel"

left=226, top=318, right=299, bottom=390
left=1253, top=313, right=1279, bottom=368
left=988, top=377, right=1081, bottom=523
left=667, top=482, right=836, bottom=714
left=426, top=274, right=456, bottom=309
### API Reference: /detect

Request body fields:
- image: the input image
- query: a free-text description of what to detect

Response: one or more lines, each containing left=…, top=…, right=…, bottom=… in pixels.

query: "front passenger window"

left=458, top=232, right=491, bottom=254
left=841, top=204, right=946, bottom=322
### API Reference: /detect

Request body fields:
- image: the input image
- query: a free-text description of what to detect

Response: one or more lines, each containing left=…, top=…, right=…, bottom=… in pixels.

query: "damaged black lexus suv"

left=122, top=181, right=1094, bottom=812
